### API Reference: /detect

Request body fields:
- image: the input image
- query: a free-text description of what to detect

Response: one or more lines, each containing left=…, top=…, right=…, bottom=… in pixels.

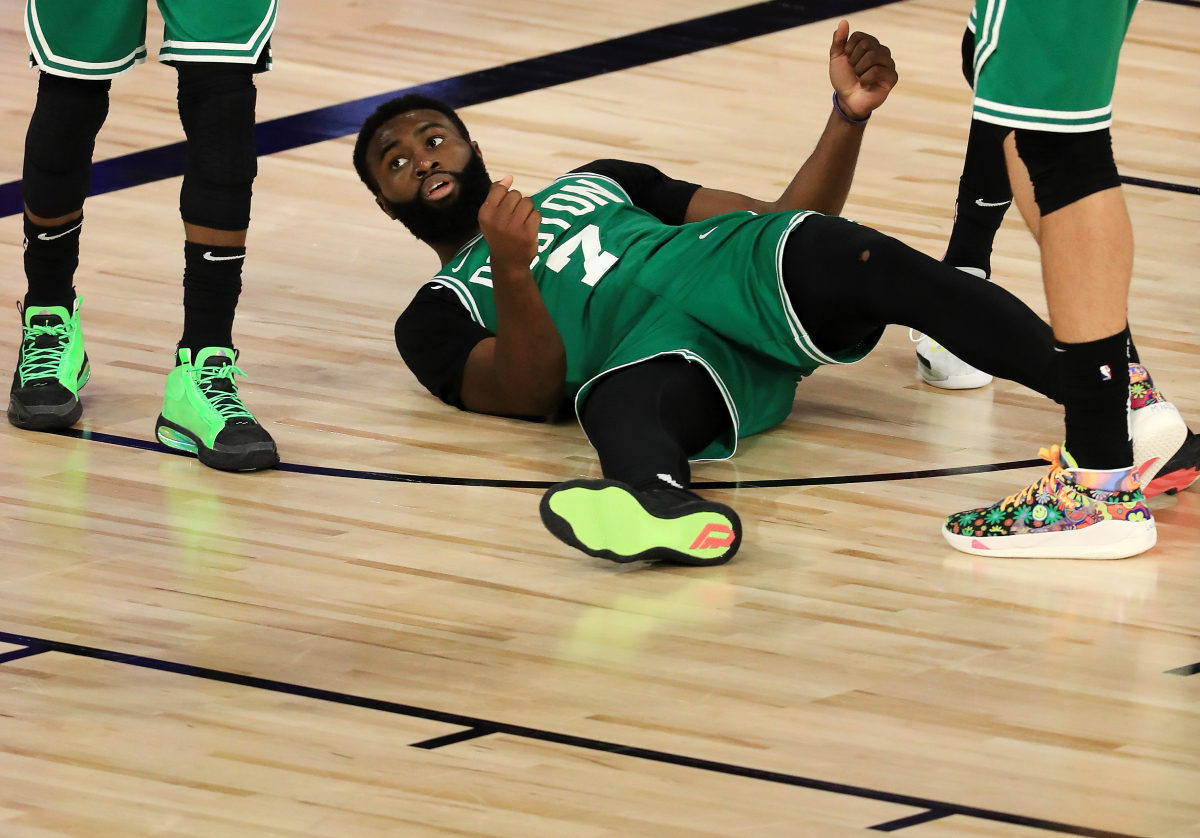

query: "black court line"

left=1165, top=661, right=1200, bottom=676
left=411, top=726, right=498, bottom=750
left=1120, top=176, right=1200, bottom=197
left=0, top=647, right=46, bottom=665
left=0, top=629, right=1149, bottom=838
left=0, top=0, right=899, bottom=219
left=52, top=427, right=1043, bottom=490
left=869, top=808, right=954, bottom=831
left=3, top=0, right=1198, bottom=218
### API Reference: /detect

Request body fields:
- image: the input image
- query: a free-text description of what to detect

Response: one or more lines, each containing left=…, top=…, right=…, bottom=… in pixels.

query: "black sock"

left=23, top=214, right=81, bottom=310
left=1058, top=328, right=1133, bottom=470
left=180, top=241, right=243, bottom=354
left=944, top=119, right=1013, bottom=276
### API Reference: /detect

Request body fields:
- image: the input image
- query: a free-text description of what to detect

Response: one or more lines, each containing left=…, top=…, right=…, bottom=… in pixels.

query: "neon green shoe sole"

left=539, top=479, right=742, bottom=566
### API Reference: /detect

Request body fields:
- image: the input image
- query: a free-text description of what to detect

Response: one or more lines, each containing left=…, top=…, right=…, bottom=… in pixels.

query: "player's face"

left=368, top=110, right=492, bottom=244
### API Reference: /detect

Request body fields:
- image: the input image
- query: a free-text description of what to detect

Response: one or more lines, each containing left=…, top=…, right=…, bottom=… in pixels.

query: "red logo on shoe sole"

left=690, top=524, right=735, bottom=550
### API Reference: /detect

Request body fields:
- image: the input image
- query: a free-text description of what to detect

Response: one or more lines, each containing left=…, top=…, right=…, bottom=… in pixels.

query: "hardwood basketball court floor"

left=0, top=0, right=1197, bottom=835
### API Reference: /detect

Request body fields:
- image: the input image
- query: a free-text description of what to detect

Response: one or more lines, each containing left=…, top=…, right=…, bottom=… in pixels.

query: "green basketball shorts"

left=25, top=0, right=276, bottom=79
left=573, top=210, right=884, bottom=461
left=971, top=0, right=1139, bottom=132
left=573, top=302, right=802, bottom=462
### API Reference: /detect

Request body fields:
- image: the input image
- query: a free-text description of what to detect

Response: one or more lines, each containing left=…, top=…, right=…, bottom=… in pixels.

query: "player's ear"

left=471, top=140, right=482, bottom=159
left=375, top=194, right=397, bottom=220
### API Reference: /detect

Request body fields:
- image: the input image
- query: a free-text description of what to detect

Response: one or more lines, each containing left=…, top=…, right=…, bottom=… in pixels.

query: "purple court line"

left=0, top=627, right=1154, bottom=838
left=49, top=426, right=1043, bottom=491
left=2, top=0, right=1197, bottom=217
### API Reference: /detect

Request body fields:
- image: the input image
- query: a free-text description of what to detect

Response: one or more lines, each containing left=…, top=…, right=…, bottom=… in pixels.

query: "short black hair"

left=352, top=94, right=471, bottom=194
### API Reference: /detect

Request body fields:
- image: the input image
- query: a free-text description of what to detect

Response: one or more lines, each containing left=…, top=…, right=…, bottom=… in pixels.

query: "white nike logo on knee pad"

left=203, top=252, right=246, bottom=262
left=36, top=221, right=83, bottom=241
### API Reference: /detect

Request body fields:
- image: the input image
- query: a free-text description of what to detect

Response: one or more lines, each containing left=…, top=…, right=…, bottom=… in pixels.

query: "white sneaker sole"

left=942, top=518, right=1156, bottom=559
left=1132, top=402, right=1187, bottom=486
left=917, top=358, right=994, bottom=390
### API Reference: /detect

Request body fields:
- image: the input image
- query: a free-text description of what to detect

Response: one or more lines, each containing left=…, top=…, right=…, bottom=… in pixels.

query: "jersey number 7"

left=546, top=224, right=618, bottom=287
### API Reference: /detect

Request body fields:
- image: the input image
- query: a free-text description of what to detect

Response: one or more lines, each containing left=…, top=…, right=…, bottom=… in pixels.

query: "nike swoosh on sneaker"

left=203, top=251, right=246, bottom=262
left=975, top=198, right=1012, bottom=208
left=37, top=221, right=83, bottom=241
left=699, top=227, right=718, bottom=239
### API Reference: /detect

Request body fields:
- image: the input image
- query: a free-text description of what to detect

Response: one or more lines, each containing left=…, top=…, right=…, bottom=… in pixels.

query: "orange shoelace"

left=999, top=445, right=1064, bottom=510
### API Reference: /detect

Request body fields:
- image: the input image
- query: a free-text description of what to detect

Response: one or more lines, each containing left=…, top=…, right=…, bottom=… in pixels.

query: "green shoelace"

left=19, top=320, right=70, bottom=384
left=192, top=363, right=256, bottom=422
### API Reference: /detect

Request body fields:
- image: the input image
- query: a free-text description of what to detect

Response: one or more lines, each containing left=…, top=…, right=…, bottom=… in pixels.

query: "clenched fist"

left=829, top=20, right=898, bottom=121
left=478, top=175, right=541, bottom=277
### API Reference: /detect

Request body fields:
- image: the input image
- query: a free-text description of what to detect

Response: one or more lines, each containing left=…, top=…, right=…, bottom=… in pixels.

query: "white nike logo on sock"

left=203, top=251, right=246, bottom=262
left=699, top=227, right=718, bottom=239
left=975, top=198, right=1012, bottom=208
left=657, top=473, right=684, bottom=489
left=37, top=221, right=83, bottom=241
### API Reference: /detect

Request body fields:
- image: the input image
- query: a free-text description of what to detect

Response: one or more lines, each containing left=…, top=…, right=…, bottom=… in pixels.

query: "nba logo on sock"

left=1099, top=364, right=1112, bottom=381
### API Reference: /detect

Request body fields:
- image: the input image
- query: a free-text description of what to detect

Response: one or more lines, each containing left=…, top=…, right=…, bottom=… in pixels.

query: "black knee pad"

left=177, top=64, right=258, bottom=230
left=1014, top=128, right=1121, bottom=216
left=21, top=72, right=111, bottom=218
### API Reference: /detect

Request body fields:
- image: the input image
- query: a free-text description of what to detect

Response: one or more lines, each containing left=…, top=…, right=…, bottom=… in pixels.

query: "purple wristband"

left=832, top=91, right=870, bottom=125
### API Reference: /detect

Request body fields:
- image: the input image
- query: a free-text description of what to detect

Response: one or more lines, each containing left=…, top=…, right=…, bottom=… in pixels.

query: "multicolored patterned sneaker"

left=7, top=299, right=90, bottom=431
left=943, top=445, right=1155, bottom=559
left=1146, top=429, right=1200, bottom=498
left=539, top=479, right=742, bottom=566
left=1129, top=363, right=1187, bottom=487
left=155, top=347, right=279, bottom=472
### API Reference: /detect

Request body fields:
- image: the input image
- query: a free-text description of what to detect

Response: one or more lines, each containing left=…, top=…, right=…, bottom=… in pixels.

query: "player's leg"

left=1004, top=124, right=1192, bottom=497
left=153, top=0, right=278, bottom=471
left=783, top=216, right=1182, bottom=500
left=1016, top=130, right=1185, bottom=481
left=9, top=0, right=145, bottom=430
left=783, top=215, right=1061, bottom=400
left=540, top=357, right=742, bottom=566
left=1003, top=133, right=1039, bottom=241
left=916, top=23, right=1012, bottom=390
left=941, top=0, right=1176, bottom=557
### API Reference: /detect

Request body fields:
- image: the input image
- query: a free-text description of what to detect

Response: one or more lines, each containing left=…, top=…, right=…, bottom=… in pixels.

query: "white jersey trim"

left=973, top=97, right=1113, bottom=120
left=423, top=275, right=485, bottom=325
left=972, top=112, right=1114, bottom=132
left=973, top=0, right=1007, bottom=81
left=772, top=211, right=849, bottom=367
left=27, top=0, right=146, bottom=70
left=159, top=0, right=276, bottom=51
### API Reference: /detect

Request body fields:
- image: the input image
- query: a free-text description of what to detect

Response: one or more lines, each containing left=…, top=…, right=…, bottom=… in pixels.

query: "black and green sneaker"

left=8, top=299, right=90, bottom=431
left=539, top=479, right=742, bottom=566
left=155, top=347, right=279, bottom=472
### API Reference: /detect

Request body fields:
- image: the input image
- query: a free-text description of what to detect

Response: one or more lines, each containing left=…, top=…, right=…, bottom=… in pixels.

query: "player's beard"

left=386, top=151, right=492, bottom=246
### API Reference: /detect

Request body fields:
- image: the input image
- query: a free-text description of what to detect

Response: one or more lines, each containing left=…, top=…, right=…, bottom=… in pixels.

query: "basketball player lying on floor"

left=354, top=22, right=1179, bottom=565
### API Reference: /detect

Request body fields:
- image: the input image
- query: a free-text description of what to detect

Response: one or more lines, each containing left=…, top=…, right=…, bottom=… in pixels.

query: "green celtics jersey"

left=426, top=172, right=879, bottom=459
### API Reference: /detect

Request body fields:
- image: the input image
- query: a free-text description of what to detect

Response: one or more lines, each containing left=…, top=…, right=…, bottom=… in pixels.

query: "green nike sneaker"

left=155, top=346, right=279, bottom=472
left=539, top=479, right=742, bottom=566
left=8, top=299, right=90, bottom=431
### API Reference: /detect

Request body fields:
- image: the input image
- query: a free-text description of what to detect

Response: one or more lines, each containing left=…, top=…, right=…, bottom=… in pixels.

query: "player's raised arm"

left=683, top=20, right=897, bottom=222
left=459, top=176, right=567, bottom=418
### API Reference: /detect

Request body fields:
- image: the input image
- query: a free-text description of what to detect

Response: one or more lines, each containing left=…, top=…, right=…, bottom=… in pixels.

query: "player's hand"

left=478, top=175, right=541, bottom=276
left=829, top=20, right=897, bottom=121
